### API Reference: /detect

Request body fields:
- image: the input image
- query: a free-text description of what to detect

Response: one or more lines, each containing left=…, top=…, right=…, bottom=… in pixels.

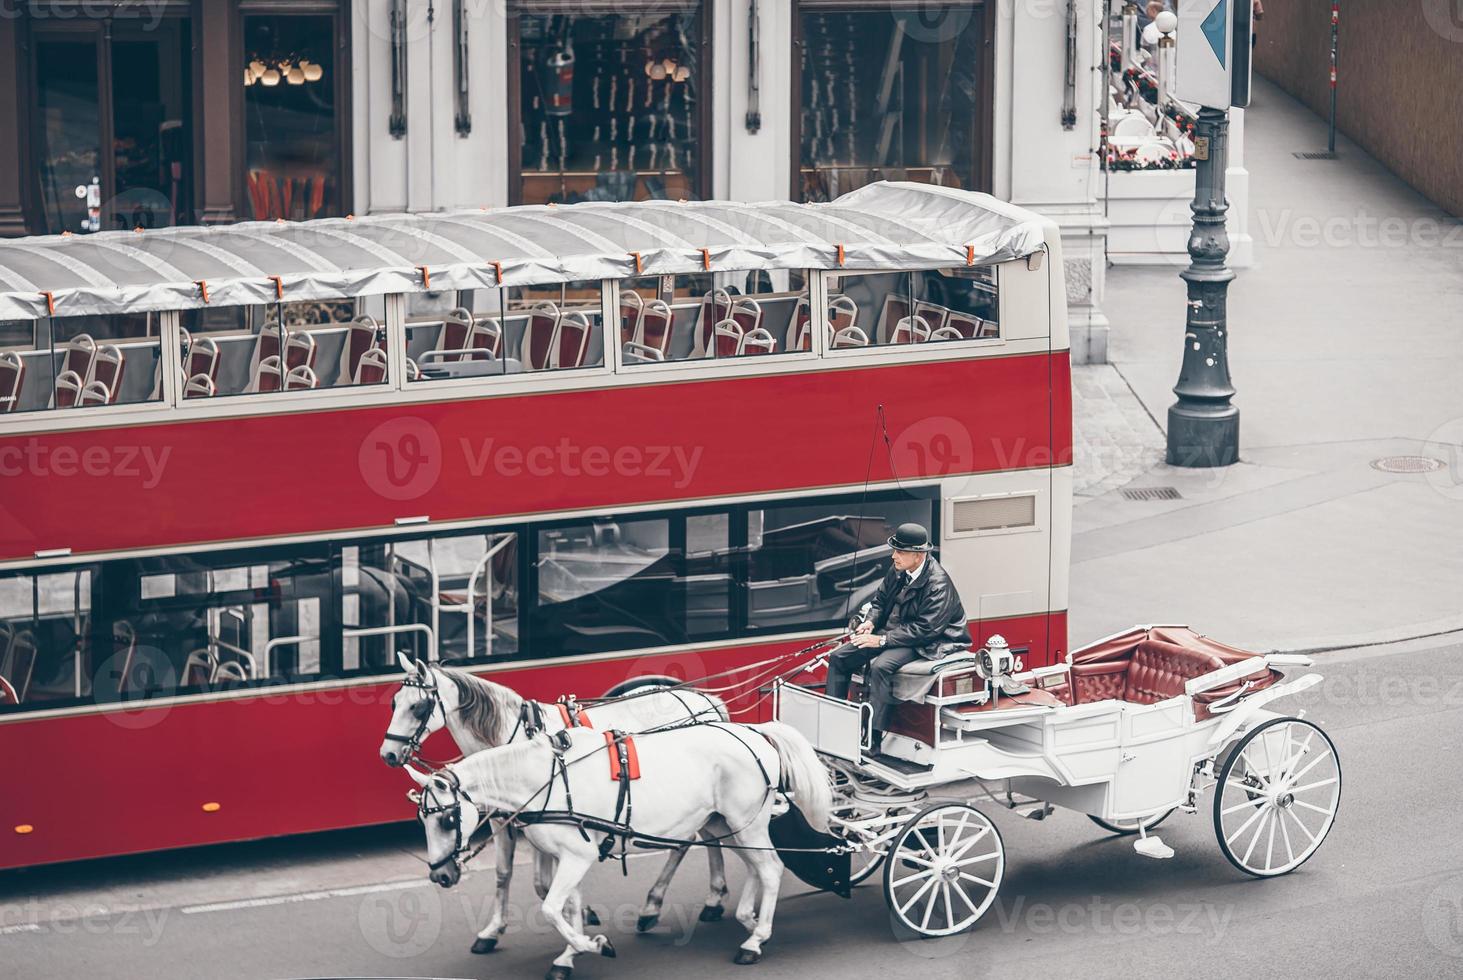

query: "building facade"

left=0, top=0, right=1208, bottom=362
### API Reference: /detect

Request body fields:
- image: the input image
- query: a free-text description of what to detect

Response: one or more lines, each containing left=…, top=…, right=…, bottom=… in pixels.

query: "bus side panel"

left=0, top=612, right=1061, bottom=869
left=0, top=355, right=1070, bottom=563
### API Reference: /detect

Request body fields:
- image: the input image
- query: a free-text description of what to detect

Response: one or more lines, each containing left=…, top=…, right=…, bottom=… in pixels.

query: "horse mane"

left=439, top=667, right=522, bottom=747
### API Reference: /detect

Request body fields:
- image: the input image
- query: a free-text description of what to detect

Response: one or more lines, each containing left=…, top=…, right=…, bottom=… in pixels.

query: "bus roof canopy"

left=0, top=183, right=1048, bottom=321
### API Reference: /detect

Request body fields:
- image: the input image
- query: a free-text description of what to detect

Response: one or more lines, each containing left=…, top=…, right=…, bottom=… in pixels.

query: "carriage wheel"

left=1213, top=717, right=1341, bottom=877
left=883, top=803, right=1004, bottom=938
left=1088, top=809, right=1175, bottom=836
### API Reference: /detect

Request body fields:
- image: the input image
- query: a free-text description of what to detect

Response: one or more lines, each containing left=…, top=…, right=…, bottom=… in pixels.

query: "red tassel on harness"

left=604, top=731, right=640, bottom=781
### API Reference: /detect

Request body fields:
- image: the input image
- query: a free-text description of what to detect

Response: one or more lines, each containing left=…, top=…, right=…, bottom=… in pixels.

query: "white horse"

left=405, top=721, right=832, bottom=976
left=378, top=653, right=731, bottom=951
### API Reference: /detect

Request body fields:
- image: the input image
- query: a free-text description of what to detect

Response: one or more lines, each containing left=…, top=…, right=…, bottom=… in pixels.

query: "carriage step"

left=1133, top=835, right=1175, bottom=860
left=862, top=752, right=934, bottom=775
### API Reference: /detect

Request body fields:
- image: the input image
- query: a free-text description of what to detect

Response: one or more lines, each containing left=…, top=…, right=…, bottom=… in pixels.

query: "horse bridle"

left=415, top=767, right=493, bottom=874
left=385, top=668, right=444, bottom=764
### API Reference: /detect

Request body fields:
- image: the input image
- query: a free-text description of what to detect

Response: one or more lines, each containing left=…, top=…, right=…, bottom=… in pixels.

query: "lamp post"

left=1166, top=104, right=1238, bottom=467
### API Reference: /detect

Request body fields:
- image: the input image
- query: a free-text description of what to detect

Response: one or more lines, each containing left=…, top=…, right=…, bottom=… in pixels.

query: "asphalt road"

left=6, top=635, right=1463, bottom=980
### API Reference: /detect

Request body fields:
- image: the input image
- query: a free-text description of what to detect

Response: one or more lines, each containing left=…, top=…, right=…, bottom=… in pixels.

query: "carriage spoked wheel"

left=1088, top=809, right=1175, bottom=836
left=1213, top=717, right=1341, bottom=877
left=883, top=803, right=1004, bottom=938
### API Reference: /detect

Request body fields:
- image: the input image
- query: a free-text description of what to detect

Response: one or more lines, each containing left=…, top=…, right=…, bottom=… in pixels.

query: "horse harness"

left=505, top=723, right=781, bottom=874
left=384, top=668, right=443, bottom=762
left=415, top=766, right=492, bottom=874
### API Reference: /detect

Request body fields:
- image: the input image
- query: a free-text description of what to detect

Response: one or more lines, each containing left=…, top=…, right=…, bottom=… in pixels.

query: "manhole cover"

left=1293, top=151, right=1338, bottom=160
left=1370, top=456, right=1446, bottom=474
left=1121, top=487, right=1182, bottom=501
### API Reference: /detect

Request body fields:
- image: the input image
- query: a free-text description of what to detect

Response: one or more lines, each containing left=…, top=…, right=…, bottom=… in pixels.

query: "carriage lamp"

left=975, top=635, right=1017, bottom=682
left=201, top=802, right=222, bottom=813
left=14, top=824, right=33, bottom=835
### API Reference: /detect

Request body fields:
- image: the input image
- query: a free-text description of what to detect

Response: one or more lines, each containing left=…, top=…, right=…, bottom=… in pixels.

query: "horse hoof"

left=584, top=908, right=601, bottom=927
left=471, top=937, right=499, bottom=954
left=699, top=905, right=725, bottom=922
left=636, top=914, right=660, bottom=933
left=599, top=938, right=617, bottom=959
left=734, top=948, right=762, bottom=965
left=545, top=967, right=572, bottom=980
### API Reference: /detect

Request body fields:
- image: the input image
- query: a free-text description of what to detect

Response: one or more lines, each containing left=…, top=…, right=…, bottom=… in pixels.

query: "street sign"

left=1175, top=0, right=1252, bottom=110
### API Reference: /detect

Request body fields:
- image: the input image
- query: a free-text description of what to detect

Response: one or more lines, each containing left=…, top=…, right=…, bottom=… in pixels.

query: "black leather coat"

left=866, top=557, right=972, bottom=659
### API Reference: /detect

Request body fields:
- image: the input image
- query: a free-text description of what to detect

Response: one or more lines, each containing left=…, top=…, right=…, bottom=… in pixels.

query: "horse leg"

left=731, top=845, right=783, bottom=965
left=534, top=848, right=598, bottom=928
left=701, top=837, right=729, bottom=921
left=471, top=825, right=516, bottom=954
left=636, top=843, right=690, bottom=932
left=540, top=851, right=614, bottom=980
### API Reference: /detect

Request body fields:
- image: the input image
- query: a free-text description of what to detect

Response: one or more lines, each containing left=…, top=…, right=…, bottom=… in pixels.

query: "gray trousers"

left=824, top=643, right=923, bottom=730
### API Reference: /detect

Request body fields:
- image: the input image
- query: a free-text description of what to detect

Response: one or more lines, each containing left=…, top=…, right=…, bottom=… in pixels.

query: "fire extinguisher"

left=543, top=18, right=575, bottom=118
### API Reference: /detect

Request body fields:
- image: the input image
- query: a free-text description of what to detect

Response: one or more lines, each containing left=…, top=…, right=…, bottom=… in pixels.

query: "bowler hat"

left=887, top=522, right=935, bottom=553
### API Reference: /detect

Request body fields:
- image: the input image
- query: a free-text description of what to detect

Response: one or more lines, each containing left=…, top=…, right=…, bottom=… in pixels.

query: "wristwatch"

left=878, top=634, right=888, bottom=648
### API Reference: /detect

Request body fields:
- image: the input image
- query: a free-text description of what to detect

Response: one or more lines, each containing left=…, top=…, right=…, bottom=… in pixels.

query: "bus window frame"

left=819, top=267, right=1006, bottom=362
left=605, top=272, right=827, bottom=376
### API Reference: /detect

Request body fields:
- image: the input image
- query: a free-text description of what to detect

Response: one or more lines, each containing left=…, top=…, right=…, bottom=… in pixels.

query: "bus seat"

left=339, top=317, right=380, bottom=381
left=284, top=331, right=316, bottom=371
left=620, top=289, right=644, bottom=346
left=354, top=347, right=388, bottom=385
left=730, top=298, right=762, bottom=335
left=521, top=302, right=561, bottom=370
left=554, top=311, right=591, bottom=369
left=438, top=309, right=472, bottom=363
left=693, top=288, right=733, bottom=356
left=91, top=344, right=125, bottom=402
left=54, top=369, right=84, bottom=407
left=249, top=355, right=284, bottom=393
left=640, top=299, right=673, bottom=357
left=184, top=373, right=217, bottom=399
left=891, top=315, right=931, bottom=345
left=788, top=297, right=812, bottom=351
left=79, top=380, right=111, bottom=406
left=945, top=313, right=980, bottom=339
left=285, top=365, right=318, bottom=390
left=828, top=295, right=858, bottom=332
left=0, top=351, right=23, bottom=413
left=466, top=318, right=502, bottom=361
left=830, top=325, right=869, bottom=349
left=740, top=327, right=777, bottom=355
left=251, top=321, right=286, bottom=376
left=61, top=333, right=96, bottom=382
left=930, top=325, right=964, bottom=343
left=711, top=319, right=744, bottom=358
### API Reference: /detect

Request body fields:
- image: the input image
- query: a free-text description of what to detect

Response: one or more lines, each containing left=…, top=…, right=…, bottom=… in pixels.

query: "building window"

left=242, top=13, right=344, bottom=220
left=29, top=14, right=195, bottom=234
left=795, top=1, right=992, bottom=201
left=511, top=2, right=708, bottom=205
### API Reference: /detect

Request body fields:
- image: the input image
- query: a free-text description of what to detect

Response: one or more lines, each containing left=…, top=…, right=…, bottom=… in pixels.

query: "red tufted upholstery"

left=1069, top=640, right=1226, bottom=705
left=1071, top=660, right=1129, bottom=704
left=1126, top=640, right=1226, bottom=704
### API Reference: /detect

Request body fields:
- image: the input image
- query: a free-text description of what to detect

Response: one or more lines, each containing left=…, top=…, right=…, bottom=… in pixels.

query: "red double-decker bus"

left=0, top=183, right=1071, bottom=868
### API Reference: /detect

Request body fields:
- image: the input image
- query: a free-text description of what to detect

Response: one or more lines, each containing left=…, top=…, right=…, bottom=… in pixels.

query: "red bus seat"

left=91, top=344, right=125, bottom=402
left=0, top=351, right=23, bottom=412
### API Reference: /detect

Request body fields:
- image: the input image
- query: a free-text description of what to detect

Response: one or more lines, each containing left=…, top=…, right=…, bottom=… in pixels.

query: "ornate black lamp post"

left=1167, top=105, right=1238, bottom=467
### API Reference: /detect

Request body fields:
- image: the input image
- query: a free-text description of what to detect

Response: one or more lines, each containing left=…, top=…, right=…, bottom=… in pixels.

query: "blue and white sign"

left=1175, top=0, right=1237, bottom=109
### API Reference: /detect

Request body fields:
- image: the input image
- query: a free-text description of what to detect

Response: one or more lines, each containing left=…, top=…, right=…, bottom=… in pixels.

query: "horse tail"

left=752, top=722, right=832, bottom=834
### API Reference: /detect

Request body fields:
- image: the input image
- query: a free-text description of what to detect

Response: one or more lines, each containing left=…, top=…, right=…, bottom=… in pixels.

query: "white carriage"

left=773, top=625, right=1342, bottom=938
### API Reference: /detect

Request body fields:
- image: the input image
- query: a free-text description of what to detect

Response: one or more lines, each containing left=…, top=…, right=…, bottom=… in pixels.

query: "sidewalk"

left=1068, top=76, right=1463, bottom=653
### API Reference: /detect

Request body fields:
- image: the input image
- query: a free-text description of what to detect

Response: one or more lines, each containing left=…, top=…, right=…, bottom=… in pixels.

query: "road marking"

left=0, top=922, right=42, bottom=935
left=180, top=878, right=430, bottom=915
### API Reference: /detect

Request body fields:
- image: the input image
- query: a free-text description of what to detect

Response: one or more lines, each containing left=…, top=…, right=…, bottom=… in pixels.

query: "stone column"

left=0, top=15, right=29, bottom=237
left=198, top=0, right=240, bottom=225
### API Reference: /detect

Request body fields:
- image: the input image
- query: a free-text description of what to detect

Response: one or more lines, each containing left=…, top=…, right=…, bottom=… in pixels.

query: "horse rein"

left=384, top=668, right=445, bottom=764
left=414, top=766, right=493, bottom=874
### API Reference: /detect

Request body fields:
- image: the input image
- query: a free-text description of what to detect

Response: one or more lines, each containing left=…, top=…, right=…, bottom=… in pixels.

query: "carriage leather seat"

left=1071, top=639, right=1226, bottom=706
left=851, top=649, right=976, bottom=703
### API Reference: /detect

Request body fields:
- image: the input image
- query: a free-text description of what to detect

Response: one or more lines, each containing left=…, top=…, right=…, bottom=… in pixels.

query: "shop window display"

left=515, top=6, right=705, bottom=205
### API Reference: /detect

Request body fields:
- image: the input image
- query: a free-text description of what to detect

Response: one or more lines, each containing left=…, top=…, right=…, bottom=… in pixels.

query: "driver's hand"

left=851, top=633, right=883, bottom=649
left=855, top=620, right=875, bottom=636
